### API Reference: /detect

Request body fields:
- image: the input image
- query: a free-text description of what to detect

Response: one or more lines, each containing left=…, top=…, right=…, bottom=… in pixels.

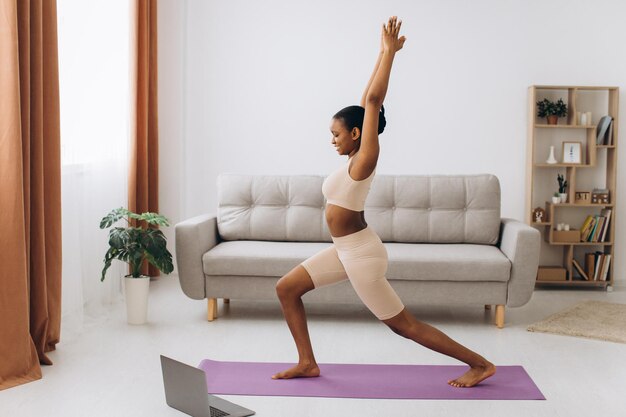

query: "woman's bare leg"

left=271, top=265, right=321, bottom=379
left=382, top=308, right=496, bottom=387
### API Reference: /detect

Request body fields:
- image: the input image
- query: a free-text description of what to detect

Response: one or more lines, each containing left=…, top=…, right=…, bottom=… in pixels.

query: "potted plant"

left=552, top=191, right=561, bottom=204
left=557, top=174, right=568, bottom=203
left=100, top=207, right=174, bottom=324
left=536, top=98, right=568, bottom=125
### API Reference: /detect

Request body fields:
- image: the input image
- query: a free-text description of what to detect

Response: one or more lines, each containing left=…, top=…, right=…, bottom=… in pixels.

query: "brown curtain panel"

left=0, top=0, right=62, bottom=390
left=128, top=0, right=160, bottom=278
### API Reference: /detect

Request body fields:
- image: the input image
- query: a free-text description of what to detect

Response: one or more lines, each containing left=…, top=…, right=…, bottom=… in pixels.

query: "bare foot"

left=448, top=362, right=496, bottom=388
left=271, top=363, right=320, bottom=379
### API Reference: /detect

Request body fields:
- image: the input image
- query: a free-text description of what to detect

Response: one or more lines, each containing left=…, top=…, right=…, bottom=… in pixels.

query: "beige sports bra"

left=322, top=154, right=376, bottom=212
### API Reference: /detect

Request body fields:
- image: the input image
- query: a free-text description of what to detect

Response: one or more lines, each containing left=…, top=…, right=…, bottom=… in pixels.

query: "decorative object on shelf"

left=552, top=192, right=561, bottom=204
left=536, top=266, right=566, bottom=281
left=557, top=173, right=568, bottom=202
left=99, top=207, right=175, bottom=325
left=596, top=115, right=614, bottom=145
left=536, top=98, right=567, bottom=125
left=546, top=145, right=557, bottom=164
left=532, top=207, right=546, bottom=223
left=564, top=224, right=570, bottom=231
left=575, top=191, right=591, bottom=204
left=591, top=188, right=610, bottom=204
left=553, top=228, right=581, bottom=243
left=578, top=111, right=592, bottom=125
left=561, top=141, right=582, bottom=164
left=556, top=223, right=563, bottom=231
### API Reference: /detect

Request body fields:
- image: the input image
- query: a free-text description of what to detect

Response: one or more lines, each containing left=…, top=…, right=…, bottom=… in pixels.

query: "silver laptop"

left=160, top=355, right=255, bottom=417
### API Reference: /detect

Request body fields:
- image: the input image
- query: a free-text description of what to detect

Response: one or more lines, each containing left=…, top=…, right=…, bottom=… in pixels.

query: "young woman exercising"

left=272, top=16, right=496, bottom=388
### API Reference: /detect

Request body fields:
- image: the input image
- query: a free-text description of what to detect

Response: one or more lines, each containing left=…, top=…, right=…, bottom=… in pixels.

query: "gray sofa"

left=175, top=173, right=540, bottom=328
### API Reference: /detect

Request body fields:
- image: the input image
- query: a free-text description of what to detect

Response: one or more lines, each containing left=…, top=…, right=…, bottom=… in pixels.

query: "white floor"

left=2, top=275, right=625, bottom=417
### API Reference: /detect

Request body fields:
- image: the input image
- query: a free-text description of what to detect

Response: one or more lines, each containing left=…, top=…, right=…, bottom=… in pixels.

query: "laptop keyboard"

left=210, top=406, right=229, bottom=417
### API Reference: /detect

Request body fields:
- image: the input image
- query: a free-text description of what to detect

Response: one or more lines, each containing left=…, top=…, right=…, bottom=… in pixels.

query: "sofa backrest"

left=216, top=173, right=501, bottom=244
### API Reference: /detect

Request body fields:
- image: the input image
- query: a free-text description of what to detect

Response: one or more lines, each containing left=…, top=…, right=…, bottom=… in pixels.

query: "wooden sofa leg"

left=495, top=305, right=505, bottom=328
left=223, top=298, right=230, bottom=304
left=208, top=298, right=218, bottom=321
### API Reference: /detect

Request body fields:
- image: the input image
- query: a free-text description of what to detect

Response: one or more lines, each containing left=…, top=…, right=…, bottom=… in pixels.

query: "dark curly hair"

left=332, top=104, right=387, bottom=140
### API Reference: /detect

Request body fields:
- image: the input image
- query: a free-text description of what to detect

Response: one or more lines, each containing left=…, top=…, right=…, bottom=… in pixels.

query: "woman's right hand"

left=381, top=16, right=406, bottom=53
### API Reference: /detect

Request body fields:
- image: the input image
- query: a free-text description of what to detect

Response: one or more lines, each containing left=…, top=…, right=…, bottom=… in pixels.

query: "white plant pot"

left=551, top=196, right=561, bottom=204
left=559, top=193, right=568, bottom=203
left=124, top=275, right=150, bottom=324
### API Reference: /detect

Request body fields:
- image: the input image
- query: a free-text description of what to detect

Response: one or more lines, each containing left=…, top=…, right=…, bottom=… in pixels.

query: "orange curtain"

left=0, top=0, right=62, bottom=390
left=128, top=0, right=160, bottom=278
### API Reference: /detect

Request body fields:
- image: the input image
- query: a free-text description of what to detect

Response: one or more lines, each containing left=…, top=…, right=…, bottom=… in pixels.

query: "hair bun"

left=378, top=104, right=387, bottom=134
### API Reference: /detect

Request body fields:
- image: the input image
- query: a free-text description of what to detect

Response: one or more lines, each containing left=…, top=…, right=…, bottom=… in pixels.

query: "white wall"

left=159, top=0, right=625, bottom=283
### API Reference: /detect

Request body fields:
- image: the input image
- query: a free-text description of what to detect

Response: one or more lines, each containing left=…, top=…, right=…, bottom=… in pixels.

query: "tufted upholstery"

left=217, top=173, right=501, bottom=244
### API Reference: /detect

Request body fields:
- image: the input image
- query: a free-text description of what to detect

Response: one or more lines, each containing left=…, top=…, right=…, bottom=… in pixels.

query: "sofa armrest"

left=497, top=217, right=541, bottom=307
left=175, top=213, right=219, bottom=300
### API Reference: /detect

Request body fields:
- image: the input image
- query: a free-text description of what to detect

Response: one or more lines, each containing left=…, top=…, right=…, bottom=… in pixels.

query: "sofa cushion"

left=216, top=173, right=501, bottom=245
left=202, top=241, right=326, bottom=278
left=385, top=243, right=510, bottom=282
left=202, top=241, right=510, bottom=282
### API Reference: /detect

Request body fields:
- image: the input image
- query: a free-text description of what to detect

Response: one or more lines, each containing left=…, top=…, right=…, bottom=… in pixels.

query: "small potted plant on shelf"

left=557, top=173, right=568, bottom=203
left=536, top=98, right=568, bottom=125
left=552, top=191, right=561, bottom=204
left=99, top=207, right=174, bottom=325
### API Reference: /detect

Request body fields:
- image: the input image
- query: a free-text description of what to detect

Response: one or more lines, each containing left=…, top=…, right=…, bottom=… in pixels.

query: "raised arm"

left=360, top=52, right=384, bottom=107
left=366, top=16, right=405, bottom=105
left=357, top=16, right=405, bottom=167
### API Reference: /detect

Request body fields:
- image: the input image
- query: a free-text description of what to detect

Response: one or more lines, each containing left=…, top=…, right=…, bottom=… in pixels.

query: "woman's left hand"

left=382, top=16, right=406, bottom=53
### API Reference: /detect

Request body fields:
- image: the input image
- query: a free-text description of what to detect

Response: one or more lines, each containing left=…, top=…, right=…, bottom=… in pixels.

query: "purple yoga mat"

left=197, top=359, right=545, bottom=400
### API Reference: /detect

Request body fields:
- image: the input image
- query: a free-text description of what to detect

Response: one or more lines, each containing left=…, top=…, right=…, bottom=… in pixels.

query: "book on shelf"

left=601, top=254, right=611, bottom=281
left=592, top=216, right=605, bottom=242
left=580, top=215, right=595, bottom=240
left=596, top=115, right=613, bottom=145
left=585, top=252, right=595, bottom=278
left=605, top=121, right=614, bottom=145
left=579, top=209, right=611, bottom=242
left=585, top=251, right=607, bottom=281
left=599, top=208, right=612, bottom=241
left=581, top=215, right=598, bottom=241
left=572, top=258, right=589, bottom=280
left=585, top=251, right=612, bottom=281
left=595, top=254, right=605, bottom=280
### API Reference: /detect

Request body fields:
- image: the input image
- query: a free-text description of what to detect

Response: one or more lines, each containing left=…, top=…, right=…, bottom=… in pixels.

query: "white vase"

left=546, top=146, right=557, bottom=164
left=580, top=113, right=587, bottom=125
left=124, top=275, right=150, bottom=324
left=551, top=196, right=561, bottom=204
left=559, top=193, right=568, bottom=203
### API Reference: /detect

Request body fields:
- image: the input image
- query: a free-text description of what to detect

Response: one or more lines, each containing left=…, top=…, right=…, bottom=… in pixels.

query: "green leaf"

left=100, top=207, right=130, bottom=229
left=100, top=207, right=173, bottom=281
left=101, top=247, right=118, bottom=281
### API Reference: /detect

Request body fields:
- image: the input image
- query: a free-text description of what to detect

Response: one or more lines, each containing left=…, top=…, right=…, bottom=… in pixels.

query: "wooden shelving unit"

left=525, top=85, right=618, bottom=290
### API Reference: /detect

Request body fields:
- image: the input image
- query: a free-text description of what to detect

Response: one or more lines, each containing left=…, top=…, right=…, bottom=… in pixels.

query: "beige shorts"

left=300, top=226, right=405, bottom=320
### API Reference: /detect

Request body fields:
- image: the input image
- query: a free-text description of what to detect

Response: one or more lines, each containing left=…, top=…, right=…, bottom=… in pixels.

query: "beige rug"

left=526, top=300, right=626, bottom=344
